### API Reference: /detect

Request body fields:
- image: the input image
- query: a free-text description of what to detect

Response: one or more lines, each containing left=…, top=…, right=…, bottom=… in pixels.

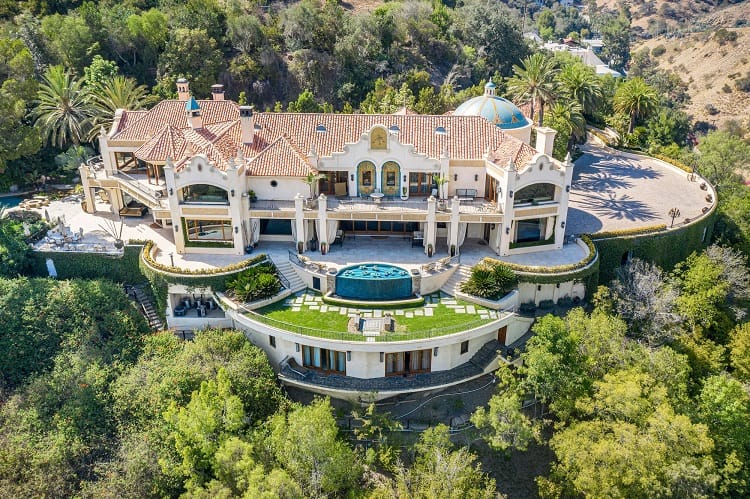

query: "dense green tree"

left=287, top=89, right=324, bottom=113
left=544, top=100, right=585, bottom=160
left=268, top=398, right=360, bottom=497
left=507, top=53, right=560, bottom=126
left=556, top=57, right=603, bottom=117
left=613, top=77, right=659, bottom=134
left=695, top=131, right=750, bottom=191
left=729, top=322, right=750, bottom=382
left=40, top=12, right=99, bottom=72
left=370, top=424, right=496, bottom=499
left=0, top=37, right=41, bottom=176
left=647, top=107, right=691, bottom=149
left=157, top=28, right=224, bottom=99
left=600, top=7, right=631, bottom=72
left=32, top=65, right=93, bottom=148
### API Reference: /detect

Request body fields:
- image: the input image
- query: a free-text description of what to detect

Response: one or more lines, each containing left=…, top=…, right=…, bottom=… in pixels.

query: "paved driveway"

left=567, top=143, right=712, bottom=235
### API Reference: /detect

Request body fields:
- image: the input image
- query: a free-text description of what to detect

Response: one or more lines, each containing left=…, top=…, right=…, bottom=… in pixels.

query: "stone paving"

left=281, top=291, right=499, bottom=323
left=568, top=143, right=712, bottom=235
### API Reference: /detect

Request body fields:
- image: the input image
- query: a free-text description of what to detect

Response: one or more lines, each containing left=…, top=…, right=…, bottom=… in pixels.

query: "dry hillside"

left=636, top=26, right=750, bottom=129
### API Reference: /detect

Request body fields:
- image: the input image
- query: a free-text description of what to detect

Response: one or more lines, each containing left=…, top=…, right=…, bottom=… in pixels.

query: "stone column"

left=226, top=162, right=245, bottom=255
left=555, top=153, right=575, bottom=249
left=318, top=193, right=328, bottom=253
left=294, top=193, right=306, bottom=252
left=78, top=164, right=95, bottom=213
left=425, top=196, right=437, bottom=256
left=164, top=160, right=185, bottom=254
left=448, top=196, right=460, bottom=255
left=498, top=159, right=517, bottom=256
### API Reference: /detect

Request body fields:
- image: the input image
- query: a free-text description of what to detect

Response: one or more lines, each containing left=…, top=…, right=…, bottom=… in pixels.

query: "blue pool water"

left=0, top=196, right=23, bottom=208
left=336, top=264, right=413, bottom=301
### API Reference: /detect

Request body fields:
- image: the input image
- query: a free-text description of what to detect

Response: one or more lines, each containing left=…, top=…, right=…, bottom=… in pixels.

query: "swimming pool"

left=0, top=196, right=23, bottom=208
left=336, top=264, right=413, bottom=301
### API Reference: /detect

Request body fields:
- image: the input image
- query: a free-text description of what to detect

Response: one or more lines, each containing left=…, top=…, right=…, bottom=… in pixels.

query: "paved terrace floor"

left=29, top=198, right=588, bottom=272
left=568, top=143, right=712, bottom=235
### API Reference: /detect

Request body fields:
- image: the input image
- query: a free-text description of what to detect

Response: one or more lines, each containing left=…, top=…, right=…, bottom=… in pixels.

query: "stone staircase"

left=440, top=264, right=472, bottom=296
left=127, top=284, right=164, bottom=331
left=270, top=257, right=307, bottom=294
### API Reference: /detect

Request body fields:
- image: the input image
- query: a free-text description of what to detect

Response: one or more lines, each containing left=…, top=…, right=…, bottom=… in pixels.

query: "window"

left=302, top=345, right=346, bottom=374
left=269, top=336, right=276, bottom=348
left=181, top=184, right=229, bottom=204
left=385, top=349, right=431, bottom=376
left=460, top=340, right=469, bottom=354
left=386, top=171, right=396, bottom=186
left=362, top=170, right=372, bottom=186
left=185, top=219, right=233, bottom=241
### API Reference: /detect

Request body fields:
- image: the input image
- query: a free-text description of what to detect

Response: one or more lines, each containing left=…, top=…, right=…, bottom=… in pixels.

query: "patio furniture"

left=411, top=230, right=424, bottom=247
left=173, top=305, right=186, bottom=317
left=456, top=188, right=477, bottom=201
left=334, top=230, right=343, bottom=247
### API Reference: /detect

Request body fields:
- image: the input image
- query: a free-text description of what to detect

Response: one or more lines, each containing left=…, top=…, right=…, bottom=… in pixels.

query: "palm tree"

left=557, top=62, right=603, bottom=117
left=32, top=65, right=94, bottom=148
left=506, top=53, right=560, bottom=126
left=303, top=171, right=327, bottom=199
left=614, top=77, right=658, bottom=134
left=88, top=76, right=148, bottom=139
left=546, top=100, right=586, bottom=157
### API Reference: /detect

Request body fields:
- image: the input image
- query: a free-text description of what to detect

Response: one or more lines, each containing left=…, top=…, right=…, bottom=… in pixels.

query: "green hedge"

left=594, top=211, right=716, bottom=285
left=33, top=245, right=146, bottom=282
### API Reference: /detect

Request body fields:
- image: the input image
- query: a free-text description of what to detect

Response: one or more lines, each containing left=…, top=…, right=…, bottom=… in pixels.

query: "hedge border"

left=589, top=224, right=667, bottom=240
left=483, top=236, right=597, bottom=275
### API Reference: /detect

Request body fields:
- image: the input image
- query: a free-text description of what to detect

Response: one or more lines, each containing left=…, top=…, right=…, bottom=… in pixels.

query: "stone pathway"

left=284, top=291, right=489, bottom=321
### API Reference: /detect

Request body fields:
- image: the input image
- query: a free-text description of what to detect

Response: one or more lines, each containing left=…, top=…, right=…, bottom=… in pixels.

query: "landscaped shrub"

left=227, top=264, right=281, bottom=302
left=460, top=261, right=517, bottom=300
left=519, top=302, right=536, bottom=314
left=539, top=299, right=554, bottom=310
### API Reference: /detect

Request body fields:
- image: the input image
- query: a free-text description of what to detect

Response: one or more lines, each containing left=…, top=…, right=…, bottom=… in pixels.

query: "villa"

left=67, top=79, right=714, bottom=401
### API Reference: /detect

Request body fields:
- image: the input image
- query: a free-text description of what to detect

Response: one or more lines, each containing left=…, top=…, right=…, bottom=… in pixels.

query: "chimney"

left=211, top=84, right=225, bottom=101
left=186, top=97, right=203, bottom=129
left=534, top=126, right=557, bottom=157
left=240, top=105, right=254, bottom=144
left=176, top=78, right=190, bottom=101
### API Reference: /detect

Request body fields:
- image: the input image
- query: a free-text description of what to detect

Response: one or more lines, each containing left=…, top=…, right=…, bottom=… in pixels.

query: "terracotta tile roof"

left=113, top=110, right=147, bottom=135
left=134, top=125, right=186, bottom=163
left=111, top=100, right=239, bottom=142
left=113, top=99, right=543, bottom=174
left=245, top=134, right=316, bottom=177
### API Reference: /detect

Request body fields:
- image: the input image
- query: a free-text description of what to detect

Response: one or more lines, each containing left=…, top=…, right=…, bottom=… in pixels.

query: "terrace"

left=243, top=291, right=506, bottom=342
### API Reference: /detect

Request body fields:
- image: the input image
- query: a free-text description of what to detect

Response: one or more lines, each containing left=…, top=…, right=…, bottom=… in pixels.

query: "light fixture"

left=231, top=189, right=235, bottom=197
left=474, top=174, right=479, bottom=181
left=295, top=343, right=300, bottom=352
left=234, top=226, right=239, bottom=233
left=346, top=351, right=351, bottom=361
left=566, top=185, right=571, bottom=192
left=505, top=227, right=510, bottom=235
left=174, top=225, right=179, bottom=233
left=168, top=187, right=173, bottom=196
left=350, top=173, right=354, bottom=181
left=379, top=352, right=384, bottom=362
left=556, top=283, right=560, bottom=288
left=561, top=221, right=566, bottom=228
left=453, top=174, right=458, bottom=181
left=434, top=347, right=439, bottom=357
left=403, top=174, right=407, bottom=181
left=490, top=224, right=495, bottom=230
left=537, top=285, right=542, bottom=291
left=509, top=190, right=514, bottom=198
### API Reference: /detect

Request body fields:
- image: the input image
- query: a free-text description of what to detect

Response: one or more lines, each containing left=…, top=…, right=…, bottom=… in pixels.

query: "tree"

left=40, top=13, right=99, bottom=73
left=32, top=65, right=93, bottom=148
left=371, top=425, right=496, bottom=499
left=88, top=76, right=148, bottom=138
left=0, top=36, right=41, bottom=175
left=472, top=388, right=540, bottom=453
left=268, top=398, right=360, bottom=497
left=601, top=9, right=631, bottom=72
left=83, top=55, right=118, bottom=90
left=729, top=323, right=750, bottom=382
left=695, top=131, right=750, bottom=191
left=544, top=100, right=585, bottom=160
left=163, top=368, right=245, bottom=489
left=506, top=53, right=560, bottom=126
left=556, top=59, right=603, bottom=116
left=287, top=89, right=323, bottom=113
left=613, top=77, right=658, bottom=134
left=157, top=29, right=223, bottom=99
left=610, top=258, right=681, bottom=346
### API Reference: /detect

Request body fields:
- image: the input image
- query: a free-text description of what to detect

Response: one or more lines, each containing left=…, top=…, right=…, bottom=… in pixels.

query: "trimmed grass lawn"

left=251, top=293, right=498, bottom=341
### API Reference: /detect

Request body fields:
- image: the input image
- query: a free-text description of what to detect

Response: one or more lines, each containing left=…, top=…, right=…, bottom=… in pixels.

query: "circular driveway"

left=567, top=143, right=713, bottom=235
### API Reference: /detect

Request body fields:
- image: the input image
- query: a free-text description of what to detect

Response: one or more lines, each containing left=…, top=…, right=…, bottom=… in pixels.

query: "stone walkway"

left=281, top=291, right=499, bottom=322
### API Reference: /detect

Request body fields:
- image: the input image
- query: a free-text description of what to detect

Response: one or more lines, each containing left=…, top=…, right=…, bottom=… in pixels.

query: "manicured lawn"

left=251, top=293, right=498, bottom=341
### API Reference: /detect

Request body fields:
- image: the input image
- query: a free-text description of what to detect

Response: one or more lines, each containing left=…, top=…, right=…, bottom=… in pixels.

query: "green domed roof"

left=454, top=82, right=529, bottom=130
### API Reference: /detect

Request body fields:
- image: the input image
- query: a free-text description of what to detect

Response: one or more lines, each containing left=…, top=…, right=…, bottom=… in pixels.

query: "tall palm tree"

left=506, top=53, right=560, bottom=126
left=557, top=62, right=603, bottom=117
left=614, top=77, right=658, bottom=134
left=32, top=65, right=94, bottom=148
left=547, top=100, right=586, bottom=146
left=88, top=76, right=148, bottom=140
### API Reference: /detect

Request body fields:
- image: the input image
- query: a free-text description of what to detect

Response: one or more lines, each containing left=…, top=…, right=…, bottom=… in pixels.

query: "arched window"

left=381, top=161, right=400, bottom=197
left=513, top=183, right=556, bottom=206
left=180, top=184, right=229, bottom=204
left=357, top=161, right=376, bottom=196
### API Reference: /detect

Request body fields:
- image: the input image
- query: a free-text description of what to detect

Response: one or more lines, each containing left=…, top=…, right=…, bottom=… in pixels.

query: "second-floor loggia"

left=512, top=183, right=559, bottom=206
left=180, top=184, right=230, bottom=205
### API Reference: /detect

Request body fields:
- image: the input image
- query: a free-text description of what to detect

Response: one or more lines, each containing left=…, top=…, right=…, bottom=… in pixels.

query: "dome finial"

left=484, top=78, right=496, bottom=97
